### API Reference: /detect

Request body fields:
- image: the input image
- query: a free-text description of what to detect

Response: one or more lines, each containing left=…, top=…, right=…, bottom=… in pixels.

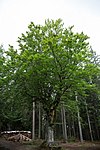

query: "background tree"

left=0, top=45, right=6, bottom=131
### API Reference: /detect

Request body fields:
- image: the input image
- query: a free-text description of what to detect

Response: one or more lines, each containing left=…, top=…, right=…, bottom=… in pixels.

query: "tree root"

left=39, top=141, right=62, bottom=150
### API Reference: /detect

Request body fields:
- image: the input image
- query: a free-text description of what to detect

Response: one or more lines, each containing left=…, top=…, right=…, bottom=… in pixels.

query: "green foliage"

left=1, top=19, right=100, bottom=129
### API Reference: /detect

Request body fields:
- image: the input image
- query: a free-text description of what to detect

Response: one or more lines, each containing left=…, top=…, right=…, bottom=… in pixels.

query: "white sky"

left=0, top=0, right=100, bottom=55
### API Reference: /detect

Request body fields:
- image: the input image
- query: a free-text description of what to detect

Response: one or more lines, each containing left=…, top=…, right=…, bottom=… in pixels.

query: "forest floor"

left=0, top=138, right=100, bottom=150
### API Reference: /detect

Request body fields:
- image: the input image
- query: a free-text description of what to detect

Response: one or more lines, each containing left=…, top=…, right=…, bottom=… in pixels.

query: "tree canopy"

left=4, top=19, right=99, bottom=126
left=0, top=19, right=100, bottom=141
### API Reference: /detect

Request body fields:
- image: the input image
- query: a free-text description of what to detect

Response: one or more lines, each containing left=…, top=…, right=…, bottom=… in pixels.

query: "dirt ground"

left=61, top=142, right=100, bottom=150
left=0, top=139, right=100, bottom=150
left=0, top=139, right=35, bottom=150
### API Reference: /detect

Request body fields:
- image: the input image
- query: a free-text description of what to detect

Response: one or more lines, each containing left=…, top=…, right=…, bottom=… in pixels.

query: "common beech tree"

left=5, top=19, right=99, bottom=144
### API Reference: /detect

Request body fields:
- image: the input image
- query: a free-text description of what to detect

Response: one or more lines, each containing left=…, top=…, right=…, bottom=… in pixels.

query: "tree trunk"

left=46, top=108, right=56, bottom=144
left=47, top=126, right=54, bottom=144
left=75, top=93, right=83, bottom=143
left=77, top=108, right=83, bottom=142
left=38, top=102, right=41, bottom=139
left=32, top=101, right=35, bottom=140
left=72, top=118, right=76, bottom=138
left=61, top=102, right=67, bottom=142
left=85, top=101, right=93, bottom=142
left=94, top=116, right=100, bottom=140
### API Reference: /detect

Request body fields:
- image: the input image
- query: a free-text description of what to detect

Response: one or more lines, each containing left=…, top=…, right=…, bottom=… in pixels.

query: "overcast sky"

left=0, top=0, right=100, bottom=54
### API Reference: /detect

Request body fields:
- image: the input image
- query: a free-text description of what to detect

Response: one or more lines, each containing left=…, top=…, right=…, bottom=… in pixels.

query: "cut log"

left=8, top=133, right=32, bottom=142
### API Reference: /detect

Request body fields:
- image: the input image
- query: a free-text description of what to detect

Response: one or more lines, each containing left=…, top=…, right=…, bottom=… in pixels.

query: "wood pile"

left=1, top=131, right=31, bottom=139
left=8, top=133, right=32, bottom=142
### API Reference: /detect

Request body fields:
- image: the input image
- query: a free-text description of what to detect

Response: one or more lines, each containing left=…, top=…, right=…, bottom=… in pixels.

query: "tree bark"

left=75, top=93, right=83, bottom=143
left=61, top=102, right=67, bottom=142
left=47, top=126, right=54, bottom=144
left=32, top=101, right=35, bottom=140
left=46, top=108, right=56, bottom=144
left=85, top=101, right=93, bottom=142
left=38, top=102, right=41, bottom=139
left=77, top=107, right=83, bottom=142
left=72, top=118, right=76, bottom=138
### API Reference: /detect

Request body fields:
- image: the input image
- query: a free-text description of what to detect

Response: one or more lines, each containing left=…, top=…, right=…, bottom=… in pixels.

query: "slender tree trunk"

left=32, top=101, right=35, bottom=140
left=72, top=118, right=76, bottom=138
left=85, top=101, right=93, bottom=142
left=61, top=102, right=67, bottom=142
left=77, top=108, right=83, bottom=142
left=7, top=124, right=11, bottom=131
left=38, top=102, right=41, bottom=139
left=94, top=116, right=100, bottom=140
left=75, top=93, right=83, bottom=143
